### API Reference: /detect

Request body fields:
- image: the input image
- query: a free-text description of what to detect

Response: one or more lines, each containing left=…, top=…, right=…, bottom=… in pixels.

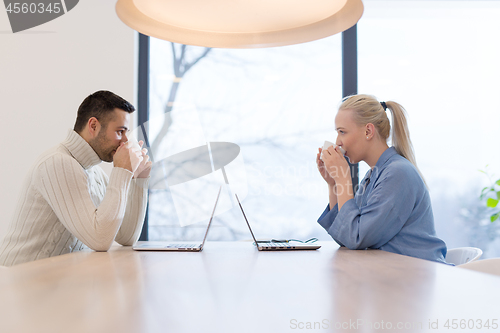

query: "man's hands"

left=134, top=141, right=152, bottom=179
left=113, top=140, right=152, bottom=178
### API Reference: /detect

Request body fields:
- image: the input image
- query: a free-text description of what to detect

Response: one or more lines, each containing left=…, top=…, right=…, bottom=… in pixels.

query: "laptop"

left=235, top=194, right=321, bottom=251
left=132, top=186, right=221, bottom=252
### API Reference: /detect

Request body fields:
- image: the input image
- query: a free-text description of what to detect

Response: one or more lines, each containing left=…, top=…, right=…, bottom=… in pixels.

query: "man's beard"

left=89, top=130, right=118, bottom=163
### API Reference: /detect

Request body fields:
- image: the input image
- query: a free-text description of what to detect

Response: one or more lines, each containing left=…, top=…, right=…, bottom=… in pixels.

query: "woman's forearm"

left=337, top=177, right=354, bottom=210
left=328, top=184, right=338, bottom=210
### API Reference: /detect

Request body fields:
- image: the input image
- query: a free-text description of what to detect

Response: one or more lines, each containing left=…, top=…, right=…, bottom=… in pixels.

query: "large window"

left=146, top=36, right=343, bottom=242
left=140, top=0, right=500, bottom=258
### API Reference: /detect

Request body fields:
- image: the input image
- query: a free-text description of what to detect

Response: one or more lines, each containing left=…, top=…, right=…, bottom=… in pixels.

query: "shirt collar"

left=61, top=130, right=102, bottom=170
left=370, top=146, right=398, bottom=180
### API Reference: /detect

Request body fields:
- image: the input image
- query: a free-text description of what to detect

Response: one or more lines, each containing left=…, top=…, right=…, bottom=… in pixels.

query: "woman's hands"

left=318, top=145, right=353, bottom=210
left=321, top=146, right=351, bottom=184
left=316, top=148, right=336, bottom=186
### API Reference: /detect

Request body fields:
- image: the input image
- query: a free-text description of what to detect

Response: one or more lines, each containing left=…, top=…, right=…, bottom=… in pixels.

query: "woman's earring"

left=366, top=136, right=369, bottom=139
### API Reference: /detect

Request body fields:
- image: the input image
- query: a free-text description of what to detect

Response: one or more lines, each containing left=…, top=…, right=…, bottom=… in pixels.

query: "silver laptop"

left=132, top=186, right=221, bottom=252
left=235, top=194, right=321, bottom=251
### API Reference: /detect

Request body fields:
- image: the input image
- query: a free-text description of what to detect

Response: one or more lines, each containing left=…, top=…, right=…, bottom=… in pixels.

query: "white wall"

left=0, top=1, right=136, bottom=240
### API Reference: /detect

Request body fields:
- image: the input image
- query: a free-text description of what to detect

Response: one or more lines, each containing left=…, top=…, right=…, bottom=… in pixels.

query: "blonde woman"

left=316, top=94, right=448, bottom=264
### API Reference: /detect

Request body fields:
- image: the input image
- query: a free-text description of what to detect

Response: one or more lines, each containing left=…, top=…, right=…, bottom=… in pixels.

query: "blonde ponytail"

left=385, top=101, right=415, bottom=165
left=339, top=94, right=426, bottom=184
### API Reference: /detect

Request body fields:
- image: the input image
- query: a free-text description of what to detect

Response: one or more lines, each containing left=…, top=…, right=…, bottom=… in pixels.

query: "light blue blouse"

left=318, top=147, right=449, bottom=264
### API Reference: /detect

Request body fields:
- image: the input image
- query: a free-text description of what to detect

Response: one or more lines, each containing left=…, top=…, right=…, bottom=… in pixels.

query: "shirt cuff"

left=317, top=203, right=339, bottom=231
left=327, top=198, right=359, bottom=248
left=131, top=176, right=150, bottom=190
left=109, top=167, right=134, bottom=187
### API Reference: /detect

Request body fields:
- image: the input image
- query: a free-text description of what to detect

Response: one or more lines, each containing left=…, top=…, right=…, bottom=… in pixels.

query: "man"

left=0, top=91, right=152, bottom=266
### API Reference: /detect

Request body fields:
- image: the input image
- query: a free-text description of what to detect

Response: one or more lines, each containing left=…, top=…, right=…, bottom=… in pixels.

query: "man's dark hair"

left=73, top=91, right=135, bottom=133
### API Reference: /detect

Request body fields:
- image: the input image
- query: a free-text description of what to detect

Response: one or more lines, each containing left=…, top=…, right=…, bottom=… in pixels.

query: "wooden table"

left=0, top=242, right=499, bottom=333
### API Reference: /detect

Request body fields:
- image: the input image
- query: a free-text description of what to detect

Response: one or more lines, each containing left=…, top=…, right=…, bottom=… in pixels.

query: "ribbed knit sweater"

left=0, top=131, right=149, bottom=266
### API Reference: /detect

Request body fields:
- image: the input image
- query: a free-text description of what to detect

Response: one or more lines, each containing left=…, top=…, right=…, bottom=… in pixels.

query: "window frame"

left=137, top=27, right=359, bottom=240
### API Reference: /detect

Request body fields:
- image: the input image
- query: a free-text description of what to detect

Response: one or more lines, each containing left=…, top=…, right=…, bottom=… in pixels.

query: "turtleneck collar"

left=61, top=130, right=102, bottom=170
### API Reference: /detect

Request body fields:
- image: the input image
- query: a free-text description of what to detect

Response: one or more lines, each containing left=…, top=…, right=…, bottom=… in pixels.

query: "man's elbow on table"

left=85, top=239, right=114, bottom=252
left=114, top=238, right=136, bottom=247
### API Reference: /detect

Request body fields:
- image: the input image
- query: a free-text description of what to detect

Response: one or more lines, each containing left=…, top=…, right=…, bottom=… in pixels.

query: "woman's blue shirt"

left=318, top=147, right=449, bottom=264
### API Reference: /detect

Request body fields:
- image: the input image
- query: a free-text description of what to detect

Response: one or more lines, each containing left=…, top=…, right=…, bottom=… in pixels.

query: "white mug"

left=127, top=138, right=142, bottom=151
left=321, top=140, right=346, bottom=161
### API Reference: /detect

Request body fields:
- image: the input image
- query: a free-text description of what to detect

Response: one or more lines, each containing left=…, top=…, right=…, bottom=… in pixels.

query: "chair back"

left=446, top=247, right=482, bottom=265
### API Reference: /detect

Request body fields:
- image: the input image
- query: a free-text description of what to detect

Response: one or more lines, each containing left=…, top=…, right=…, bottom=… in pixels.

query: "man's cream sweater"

left=0, top=131, right=149, bottom=266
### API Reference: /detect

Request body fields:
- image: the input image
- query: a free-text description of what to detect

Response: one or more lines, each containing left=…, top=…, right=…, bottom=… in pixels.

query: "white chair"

left=446, top=247, right=482, bottom=265
left=459, top=258, right=500, bottom=277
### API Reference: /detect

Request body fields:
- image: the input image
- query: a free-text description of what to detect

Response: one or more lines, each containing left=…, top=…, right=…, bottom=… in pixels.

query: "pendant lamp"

left=116, top=0, right=364, bottom=48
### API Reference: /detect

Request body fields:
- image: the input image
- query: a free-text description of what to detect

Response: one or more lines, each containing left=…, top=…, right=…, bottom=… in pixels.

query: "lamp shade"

left=116, top=0, right=364, bottom=48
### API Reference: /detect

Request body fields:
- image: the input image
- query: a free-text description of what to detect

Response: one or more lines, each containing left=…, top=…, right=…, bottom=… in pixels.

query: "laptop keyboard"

left=261, top=242, right=290, bottom=248
left=164, top=244, right=199, bottom=248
